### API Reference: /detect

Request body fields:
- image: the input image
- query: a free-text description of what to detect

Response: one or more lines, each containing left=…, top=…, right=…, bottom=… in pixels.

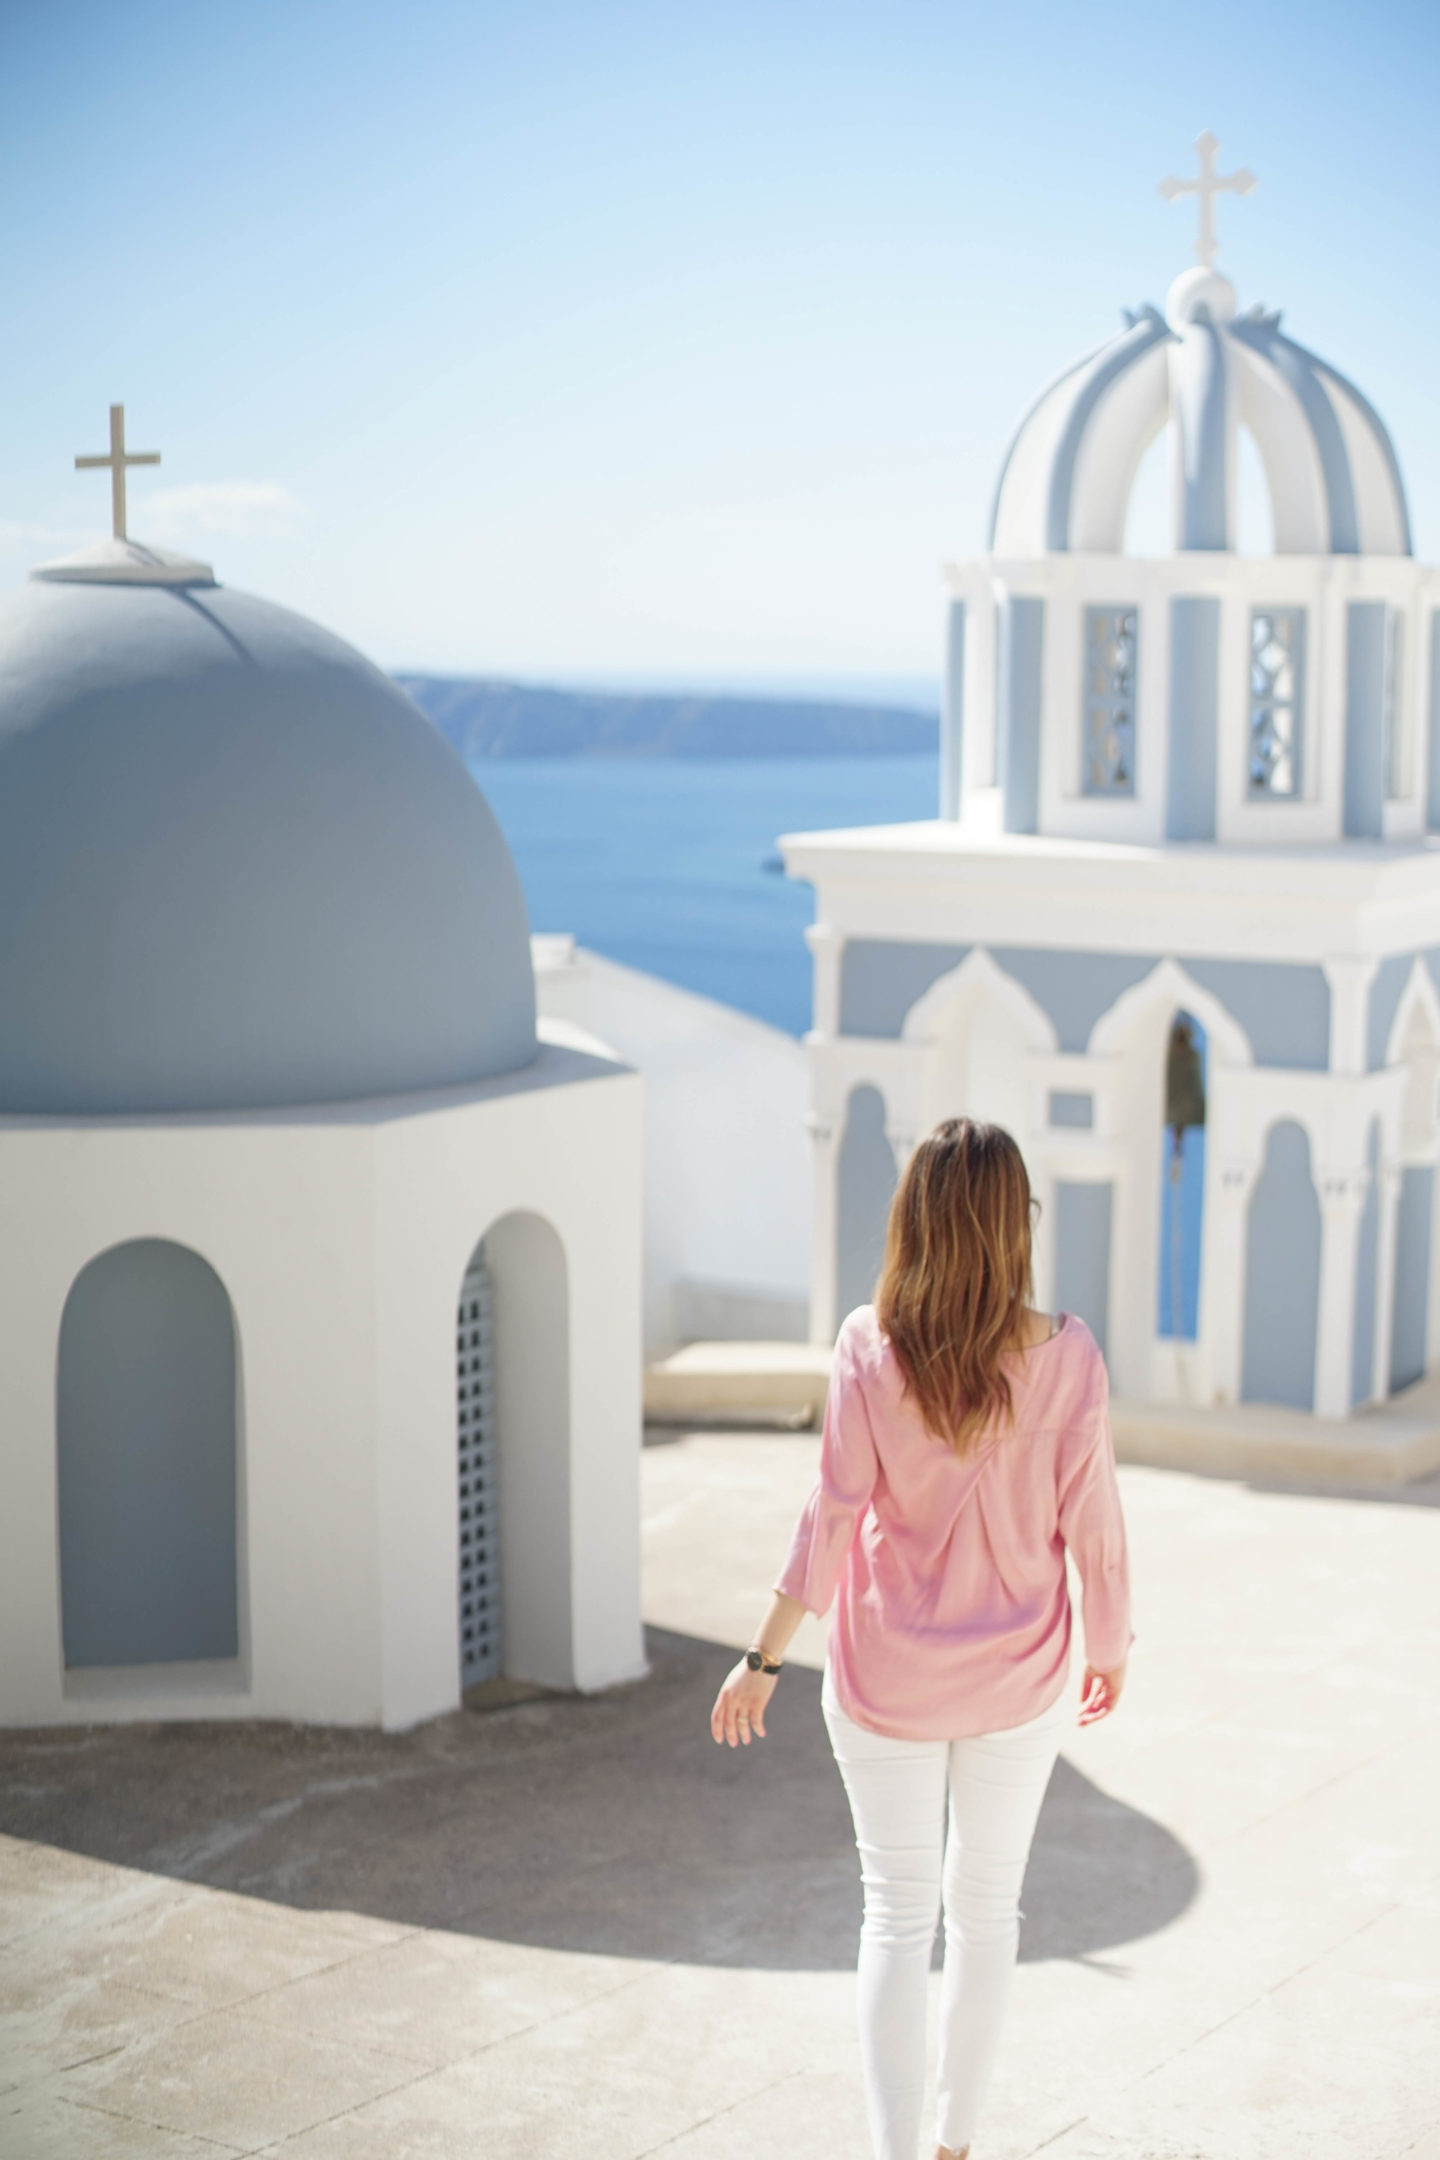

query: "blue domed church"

left=0, top=450, right=644, bottom=1730
left=786, top=141, right=1440, bottom=1424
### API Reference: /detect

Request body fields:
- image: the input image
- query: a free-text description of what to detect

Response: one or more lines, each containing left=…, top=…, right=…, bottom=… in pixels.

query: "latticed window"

left=1082, top=606, right=1137, bottom=796
left=1385, top=609, right=1408, bottom=799
left=457, top=1250, right=501, bottom=1687
left=1248, top=608, right=1305, bottom=798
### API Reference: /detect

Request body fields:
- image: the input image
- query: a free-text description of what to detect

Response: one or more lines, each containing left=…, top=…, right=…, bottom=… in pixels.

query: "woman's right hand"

left=1078, top=1662, right=1125, bottom=1725
left=710, top=1660, right=778, bottom=1747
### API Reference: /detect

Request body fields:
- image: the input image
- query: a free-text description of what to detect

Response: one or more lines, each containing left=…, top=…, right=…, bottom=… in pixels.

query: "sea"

left=468, top=753, right=937, bottom=1038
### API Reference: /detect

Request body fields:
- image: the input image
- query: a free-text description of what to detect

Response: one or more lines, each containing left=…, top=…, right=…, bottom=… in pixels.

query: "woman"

left=710, top=1119, right=1132, bottom=2160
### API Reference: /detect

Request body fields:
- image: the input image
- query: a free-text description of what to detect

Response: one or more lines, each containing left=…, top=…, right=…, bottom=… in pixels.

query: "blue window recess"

left=1158, top=1011, right=1207, bottom=1341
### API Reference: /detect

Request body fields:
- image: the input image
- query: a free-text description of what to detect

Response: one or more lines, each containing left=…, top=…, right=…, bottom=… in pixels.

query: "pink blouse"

left=776, top=1307, right=1133, bottom=1740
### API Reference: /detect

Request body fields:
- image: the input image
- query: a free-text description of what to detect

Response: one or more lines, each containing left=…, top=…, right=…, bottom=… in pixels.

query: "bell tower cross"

left=1159, top=131, right=1256, bottom=268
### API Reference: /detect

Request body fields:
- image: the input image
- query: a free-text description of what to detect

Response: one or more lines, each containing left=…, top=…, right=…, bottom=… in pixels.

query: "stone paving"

left=1, top=1435, right=1438, bottom=2158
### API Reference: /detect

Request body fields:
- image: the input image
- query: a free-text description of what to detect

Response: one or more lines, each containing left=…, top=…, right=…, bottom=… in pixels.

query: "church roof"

left=989, top=264, right=1412, bottom=559
left=0, top=550, right=537, bottom=1116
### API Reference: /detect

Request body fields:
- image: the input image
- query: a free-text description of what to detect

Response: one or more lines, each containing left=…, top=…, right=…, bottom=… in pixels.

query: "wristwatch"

left=745, top=1648, right=782, bottom=1675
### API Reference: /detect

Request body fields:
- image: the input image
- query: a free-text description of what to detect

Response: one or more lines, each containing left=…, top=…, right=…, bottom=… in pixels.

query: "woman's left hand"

left=1078, top=1661, right=1126, bottom=1725
left=710, top=1661, right=778, bottom=1747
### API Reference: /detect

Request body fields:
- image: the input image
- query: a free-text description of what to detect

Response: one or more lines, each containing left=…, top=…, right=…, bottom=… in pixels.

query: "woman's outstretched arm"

left=709, top=1591, right=807, bottom=1748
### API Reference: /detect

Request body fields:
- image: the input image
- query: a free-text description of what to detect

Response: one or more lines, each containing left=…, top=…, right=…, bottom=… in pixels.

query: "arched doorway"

left=1241, top=1122, right=1322, bottom=1410
left=835, top=1085, right=896, bottom=1324
left=1157, top=1011, right=1207, bottom=1344
left=455, top=1212, right=572, bottom=1692
left=58, top=1239, right=239, bottom=1669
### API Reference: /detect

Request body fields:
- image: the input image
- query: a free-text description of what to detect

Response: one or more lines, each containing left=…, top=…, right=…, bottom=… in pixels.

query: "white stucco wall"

left=533, top=938, right=811, bottom=1353
left=0, top=1031, right=644, bottom=1732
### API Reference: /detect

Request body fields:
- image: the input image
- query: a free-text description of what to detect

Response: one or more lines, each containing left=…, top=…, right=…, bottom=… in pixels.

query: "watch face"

left=745, top=1650, right=762, bottom=1670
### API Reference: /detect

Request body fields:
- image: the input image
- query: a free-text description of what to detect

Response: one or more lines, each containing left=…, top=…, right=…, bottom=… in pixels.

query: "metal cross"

left=1158, top=131, right=1256, bottom=269
left=75, top=404, right=160, bottom=541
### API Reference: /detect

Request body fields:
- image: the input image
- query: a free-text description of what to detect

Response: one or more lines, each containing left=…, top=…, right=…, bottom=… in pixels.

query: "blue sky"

left=2, top=0, right=1436, bottom=691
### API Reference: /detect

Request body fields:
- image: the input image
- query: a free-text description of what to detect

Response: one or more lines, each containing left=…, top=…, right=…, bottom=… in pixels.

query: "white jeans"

left=822, top=1672, right=1066, bottom=2160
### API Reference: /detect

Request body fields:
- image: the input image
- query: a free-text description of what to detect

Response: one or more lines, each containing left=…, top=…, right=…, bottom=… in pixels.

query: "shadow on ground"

left=0, top=1627, right=1197, bottom=1970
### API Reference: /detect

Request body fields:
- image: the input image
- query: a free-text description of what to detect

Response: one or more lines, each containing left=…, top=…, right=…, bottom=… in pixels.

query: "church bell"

left=1166, top=1014, right=1206, bottom=1146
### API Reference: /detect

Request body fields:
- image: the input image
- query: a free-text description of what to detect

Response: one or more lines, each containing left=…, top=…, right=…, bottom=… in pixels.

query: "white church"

left=786, top=136, right=1440, bottom=1423
left=0, top=414, right=647, bottom=1732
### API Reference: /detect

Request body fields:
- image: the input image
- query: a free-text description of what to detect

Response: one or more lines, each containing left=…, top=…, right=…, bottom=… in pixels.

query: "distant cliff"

left=396, top=675, right=939, bottom=758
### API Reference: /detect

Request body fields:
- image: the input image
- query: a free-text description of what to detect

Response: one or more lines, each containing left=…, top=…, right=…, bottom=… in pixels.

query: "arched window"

left=1241, top=1122, right=1321, bottom=1411
left=58, top=1239, right=239, bottom=1669
left=1053, top=1181, right=1113, bottom=1358
left=1248, top=608, right=1306, bottom=799
left=1081, top=606, right=1138, bottom=797
left=1390, top=987, right=1439, bottom=1392
left=1351, top=1121, right=1382, bottom=1409
left=836, top=1086, right=897, bottom=1325
left=1383, top=608, right=1409, bottom=802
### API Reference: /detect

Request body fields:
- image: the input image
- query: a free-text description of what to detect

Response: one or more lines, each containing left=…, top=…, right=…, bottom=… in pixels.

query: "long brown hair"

left=874, top=1118, right=1035, bottom=1452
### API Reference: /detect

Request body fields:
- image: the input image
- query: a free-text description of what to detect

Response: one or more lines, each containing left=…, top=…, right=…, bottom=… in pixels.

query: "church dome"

left=989, top=268, right=1412, bottom=559
left=0, top=547, right=537, bottom=1115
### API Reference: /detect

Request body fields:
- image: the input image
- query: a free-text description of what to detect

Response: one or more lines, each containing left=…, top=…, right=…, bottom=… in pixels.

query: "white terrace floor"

left=2, top=1438, right=1439, bottom=2160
